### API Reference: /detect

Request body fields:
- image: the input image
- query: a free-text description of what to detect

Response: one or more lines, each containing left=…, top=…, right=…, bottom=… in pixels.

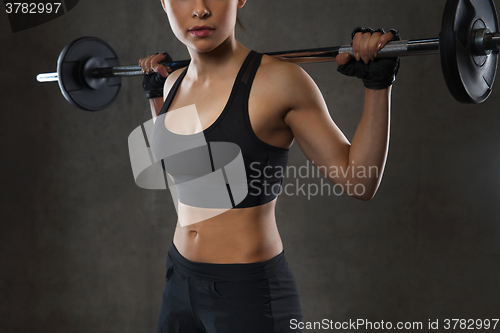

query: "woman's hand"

left=335, top=27, right=401, bottom=90
left=139, top=53, right=173, bottom=99
left=336, top=29, right=395, bottom=65
left=139, top=53, right=172, bottom=78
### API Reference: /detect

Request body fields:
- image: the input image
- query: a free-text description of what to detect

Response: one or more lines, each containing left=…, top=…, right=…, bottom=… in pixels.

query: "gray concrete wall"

left=1, top=0, right=500, bottom=332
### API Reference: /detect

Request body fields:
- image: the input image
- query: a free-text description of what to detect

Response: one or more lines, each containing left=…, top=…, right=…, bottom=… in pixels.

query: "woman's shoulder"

left=166, top=66, right=186, bottom=83
left=256, top=54, right=319, bottom=100
left=162, top=67, right=186, bottom=97
left=259, top=54, right=306, bottom=79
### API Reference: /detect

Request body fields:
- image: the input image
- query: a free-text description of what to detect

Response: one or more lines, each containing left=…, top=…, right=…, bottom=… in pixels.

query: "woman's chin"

left=188, top=43, right=220, bottom=54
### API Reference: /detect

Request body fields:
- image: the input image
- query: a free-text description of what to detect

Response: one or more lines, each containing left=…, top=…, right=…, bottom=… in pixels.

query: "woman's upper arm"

left=281, top=63, right=351, bottom=179
left=151, top=68, right=184, bottom=124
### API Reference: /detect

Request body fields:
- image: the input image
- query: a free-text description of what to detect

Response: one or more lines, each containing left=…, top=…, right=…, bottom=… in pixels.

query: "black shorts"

left=156, top=241, right=303, bottom=333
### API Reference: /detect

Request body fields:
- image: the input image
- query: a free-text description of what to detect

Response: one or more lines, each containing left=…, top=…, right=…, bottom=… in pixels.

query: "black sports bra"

left=151, top=50, right=290, bottom=209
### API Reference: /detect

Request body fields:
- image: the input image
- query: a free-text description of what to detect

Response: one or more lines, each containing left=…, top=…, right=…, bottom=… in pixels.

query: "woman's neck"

left=186, top=35, right=250, bottom=81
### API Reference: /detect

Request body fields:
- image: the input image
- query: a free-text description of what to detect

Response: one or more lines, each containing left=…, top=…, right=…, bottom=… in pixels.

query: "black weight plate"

left=439, top=0, right=499, bottom=104
left=57, top=36, right=121, bottom=111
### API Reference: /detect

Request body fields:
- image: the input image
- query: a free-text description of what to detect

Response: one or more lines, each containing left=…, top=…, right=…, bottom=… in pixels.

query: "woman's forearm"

left=346, top=86, right=392, bottom=200
left=150, top=97, right=164, bottom=123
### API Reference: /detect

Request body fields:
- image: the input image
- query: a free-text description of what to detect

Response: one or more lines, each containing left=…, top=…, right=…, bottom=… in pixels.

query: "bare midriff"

left=166, top=55, right=295, bottom=264
left=172, top=197, right=284, bottom=264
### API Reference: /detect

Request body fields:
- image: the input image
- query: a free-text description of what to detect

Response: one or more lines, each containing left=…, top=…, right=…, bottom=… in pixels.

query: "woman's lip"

left=189, top=29, right=214, bottom=37
left=190, top=25, right=214, bottom=31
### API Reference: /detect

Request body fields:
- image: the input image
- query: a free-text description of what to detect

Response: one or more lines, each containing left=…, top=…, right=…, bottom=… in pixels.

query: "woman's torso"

left=157, top=49, right=294, bottom=263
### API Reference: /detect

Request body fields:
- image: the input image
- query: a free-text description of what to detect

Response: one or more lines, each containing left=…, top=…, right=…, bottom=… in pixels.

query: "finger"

left=152, top=54, right=167, bottom=72
left=141, top=56, right=153, bottom=73
left=153, top=65, right=170, bottom=78
left=150, top=54, right=169, bottom=77
left=142, top=53, right=169, bottom=74
left=360, top=32, right=372, bottom=64
left=368, top=32, right=382, bottom=59
left=335, top=52, right=351, bottom=65
left=147, top=55, right=158, bottom=74
left=377, top=32, right=394, bottom=51
left=352, top=32, right=363, bottom=61
left=142, top=58, right=152, bottom=73
left=155, top=53, right=167, bottom=63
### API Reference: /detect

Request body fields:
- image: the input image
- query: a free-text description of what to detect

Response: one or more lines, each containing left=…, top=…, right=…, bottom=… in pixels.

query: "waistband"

left=167, top=241, right=287, bottom=283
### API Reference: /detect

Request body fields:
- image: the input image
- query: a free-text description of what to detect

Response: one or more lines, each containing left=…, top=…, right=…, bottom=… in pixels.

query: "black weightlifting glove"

left=337, top=27, right=401, bottom=90
left=142, top=52, right=172, bottom=99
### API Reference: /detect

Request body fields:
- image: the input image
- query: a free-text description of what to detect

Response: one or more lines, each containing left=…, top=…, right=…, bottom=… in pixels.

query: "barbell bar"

left=36, top=38, right=443, bottom=82
left=37, top=0, right=500, bottom=110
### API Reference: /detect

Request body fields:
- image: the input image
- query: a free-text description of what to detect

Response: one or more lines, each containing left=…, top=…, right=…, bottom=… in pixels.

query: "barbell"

left=37, top=0, right=500, bottom=111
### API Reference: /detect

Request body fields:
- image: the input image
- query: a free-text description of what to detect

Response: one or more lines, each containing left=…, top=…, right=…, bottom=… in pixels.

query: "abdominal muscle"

left=172, top=197, right=284, bottom=264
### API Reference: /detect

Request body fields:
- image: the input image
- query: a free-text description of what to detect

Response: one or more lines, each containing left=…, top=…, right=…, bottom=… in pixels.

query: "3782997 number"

left=5, top=3, right=62, bottom=14
left=443, top=319, right=499, bottom=330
